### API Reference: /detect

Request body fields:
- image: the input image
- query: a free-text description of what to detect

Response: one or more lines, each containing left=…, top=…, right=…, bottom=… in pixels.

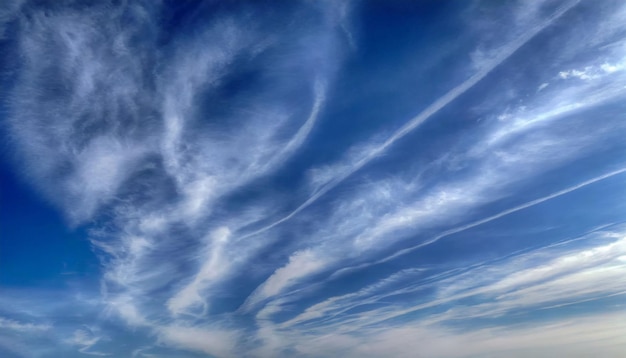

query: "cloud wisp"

left=2, top=0, right=626, bottom=357
left=238, top=0, right=582, bottom=240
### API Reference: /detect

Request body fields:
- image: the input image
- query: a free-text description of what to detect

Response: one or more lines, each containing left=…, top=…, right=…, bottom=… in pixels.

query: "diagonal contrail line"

left=240, top=0, right=580, bottom=240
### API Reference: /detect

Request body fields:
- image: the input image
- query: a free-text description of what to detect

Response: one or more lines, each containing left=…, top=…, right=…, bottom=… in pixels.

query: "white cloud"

left=243, top=249, right=328, bottom=311
left=158, top=325, right=239, bottom=358
left=240, top=114, right=625, bottom=323
left=167, top=227, right=232, bottom=316
left=558, top=59, right=626, bottom=81
left=291, top=311, right=626, bottom=358
left=70, top=327, right=110, bottom=356
left=106, top=296, right=147, bottom=328
left=241, top=0, right=579, bottom=240
left=288, top=229, right=626, bottom=334
left=5, top=1, right=626, bottom=357
left=0, top=317, right=50, bottom=332
left=246, top=57, right=626, bottom=315
left=8, top=5, right=157, bottom=224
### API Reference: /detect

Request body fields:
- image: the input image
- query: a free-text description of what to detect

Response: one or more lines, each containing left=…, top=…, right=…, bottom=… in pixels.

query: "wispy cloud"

left=240, top=0, right=581, bottom=240
left=0, top=317, right=50, bottom=332
left=263, top=228, right=626, bottom=356
left=157, top=325, right=240, bottom=358
left=70, top=327, right=110, bottom=356
left=289, top=310, right=626, bottom=358
left=4, top=0, right=353, bottom=355
left=3, top=0, right=626, bottom=357
left=243, top=84, right=626, bottom=309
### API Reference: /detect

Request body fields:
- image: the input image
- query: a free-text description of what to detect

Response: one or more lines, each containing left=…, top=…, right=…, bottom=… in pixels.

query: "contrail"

left=348, top=165, right=626, bottom=330
left=377, top=166, right=626, bottom=264
left=280, top=167, right=626, bottom=315
left=326, top=167, right=626, bottom=332
left=240, top=0, right=580, bottom=239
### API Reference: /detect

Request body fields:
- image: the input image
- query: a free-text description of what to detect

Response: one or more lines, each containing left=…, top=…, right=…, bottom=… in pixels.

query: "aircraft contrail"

left=322, top=165, right=626, bottom=332
left=378, top=166, right=626, bottom=264
left=280, top=166, right=626, bottom=310
left=240, top=0, right=580, bottom=240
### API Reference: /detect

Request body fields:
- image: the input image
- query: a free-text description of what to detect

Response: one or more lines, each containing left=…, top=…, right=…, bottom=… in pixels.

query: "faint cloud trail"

left=278, top=167, right=626, bottom=310
left=240, top=0, right=580, bottom=240
left=163, top=79, right=329, bottom=316
left=270, top=170, right=626, bottom=329
left=376, top=166, right=626, bottom=264
left=257, top=78, right=327, bottom=174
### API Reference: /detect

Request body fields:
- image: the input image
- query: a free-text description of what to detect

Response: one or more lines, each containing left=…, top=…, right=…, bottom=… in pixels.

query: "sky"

left=1, top=0, right=626, bottom=357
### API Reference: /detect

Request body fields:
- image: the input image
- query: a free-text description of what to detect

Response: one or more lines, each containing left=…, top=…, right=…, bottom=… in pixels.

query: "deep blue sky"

left=1, top=0, right=626, bottom=357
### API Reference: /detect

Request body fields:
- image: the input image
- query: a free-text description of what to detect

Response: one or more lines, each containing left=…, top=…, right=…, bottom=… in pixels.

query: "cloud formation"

left=2, top=0, right=626, bottom=357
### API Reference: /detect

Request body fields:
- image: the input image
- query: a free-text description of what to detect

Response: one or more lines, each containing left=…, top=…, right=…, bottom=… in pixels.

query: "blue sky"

left=1, top=0, right=626, bottom=357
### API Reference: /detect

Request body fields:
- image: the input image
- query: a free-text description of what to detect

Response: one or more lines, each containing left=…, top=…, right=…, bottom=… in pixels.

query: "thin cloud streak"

left=263, top=49, right=626, bottom=302
left=245, top=105, right=623, bottom=308
left=378, top=166, right=626, bottom=264
left=2, top=0, right=626, bottom=356
left=279, top=228, right=626, bottom=335
left=273, top=166, right=626, bottom=324
left=239, top=0, right=580, bottom=240
left=0, top=317, right=50, bottom=332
